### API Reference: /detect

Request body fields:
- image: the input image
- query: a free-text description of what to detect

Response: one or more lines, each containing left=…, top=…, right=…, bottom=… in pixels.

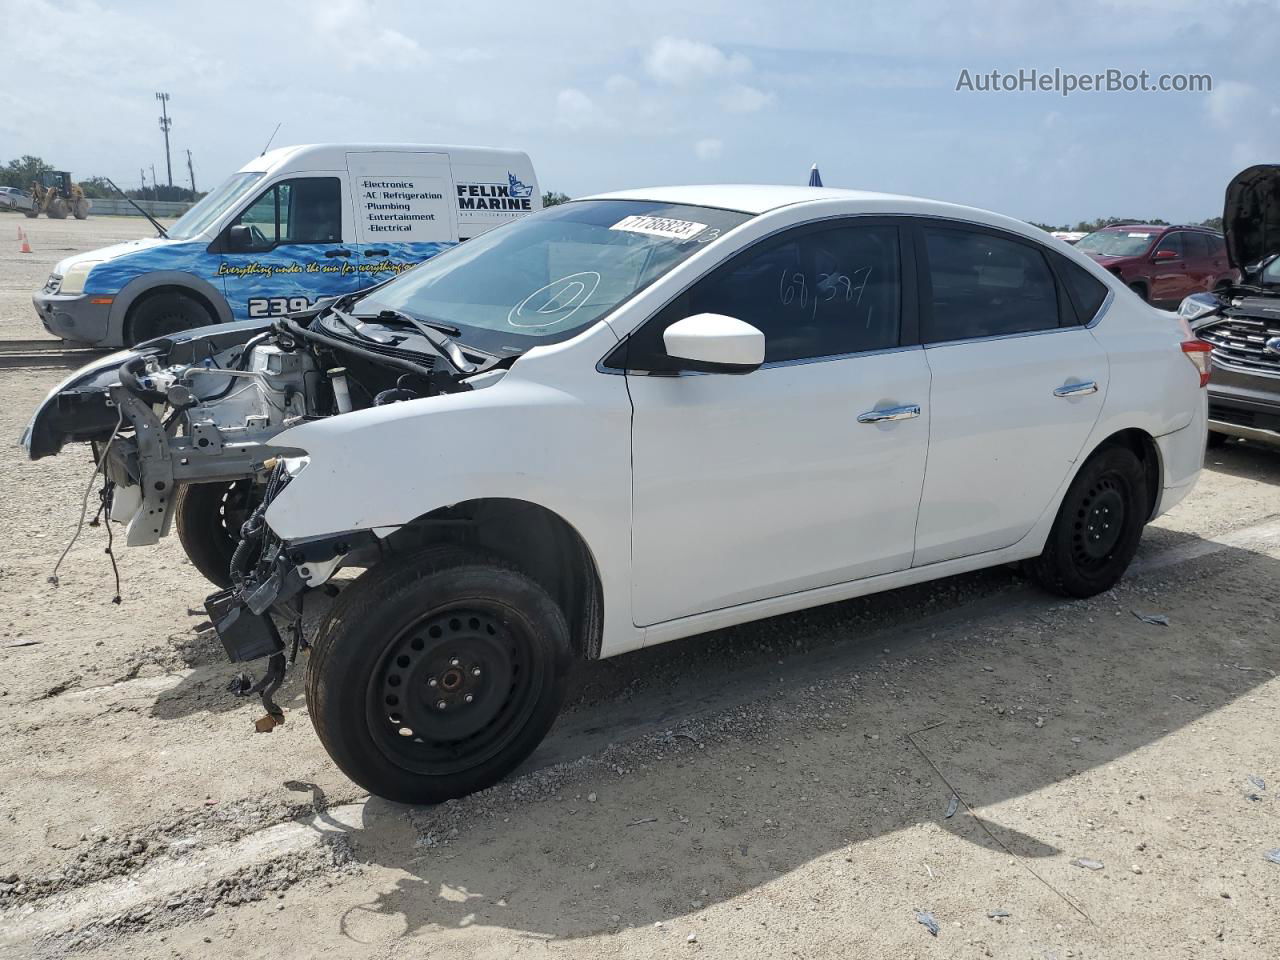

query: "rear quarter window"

left=1053, top=255, right=1110, bottom=324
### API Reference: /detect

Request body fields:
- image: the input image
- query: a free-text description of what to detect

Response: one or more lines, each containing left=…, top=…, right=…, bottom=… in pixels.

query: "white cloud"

left=694, top=137, right=724, bottom=161
left=646, top=37, right=750, bottom=85
left=605, top=74, right=636, bottom=95
left=311, top=0, right=426, bottom=70
left=1206, top=80, right=1256, bottom=128
left=720, top=84, right=776, bottom=113
left=556, top=88, right=609, bottom=130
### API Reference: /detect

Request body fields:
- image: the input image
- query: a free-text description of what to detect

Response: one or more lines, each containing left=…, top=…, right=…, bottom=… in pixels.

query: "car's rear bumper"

left=32, top=290, right=112, bottom=345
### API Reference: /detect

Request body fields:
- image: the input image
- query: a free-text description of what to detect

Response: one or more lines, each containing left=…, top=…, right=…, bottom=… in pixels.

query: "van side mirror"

left=662, top=313, right=765, bottom=374
left=226, top=224, right=253, bottom=253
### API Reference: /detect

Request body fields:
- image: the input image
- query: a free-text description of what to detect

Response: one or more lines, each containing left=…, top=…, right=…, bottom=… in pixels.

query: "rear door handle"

left=324, top=248, right=353, bottom=258
left=857, top=403, right=921, bottom=424
left=1053, top=381, right=1098, bottom=398
left=364, top=248, right=390, bottom=257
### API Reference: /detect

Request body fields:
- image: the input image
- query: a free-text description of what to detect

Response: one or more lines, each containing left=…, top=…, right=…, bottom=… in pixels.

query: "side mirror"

left=662, top=313, right=765, bottom=374
left=1153, top=248, right=1179, bottom=261
left=1178, top=291, right=1224, bottom=328
left=226, top=224, right=253, bottom=253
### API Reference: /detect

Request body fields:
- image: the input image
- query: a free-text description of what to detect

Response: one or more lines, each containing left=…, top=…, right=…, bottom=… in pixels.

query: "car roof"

left=238, top=143, right=535, bottom=174
left=585, top=184, right=936, bottom=215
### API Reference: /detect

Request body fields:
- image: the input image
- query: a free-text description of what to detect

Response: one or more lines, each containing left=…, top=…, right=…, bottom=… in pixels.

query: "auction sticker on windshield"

left=611, top=215, right=708, bottom=241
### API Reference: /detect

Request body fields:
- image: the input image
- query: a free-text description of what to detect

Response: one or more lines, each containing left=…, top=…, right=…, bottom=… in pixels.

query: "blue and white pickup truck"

left=32, top=143, right=540, bottom=346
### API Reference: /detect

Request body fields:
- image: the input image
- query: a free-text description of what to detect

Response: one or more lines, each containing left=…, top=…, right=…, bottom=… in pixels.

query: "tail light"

left=1181, top=339, right=1212, bottom=388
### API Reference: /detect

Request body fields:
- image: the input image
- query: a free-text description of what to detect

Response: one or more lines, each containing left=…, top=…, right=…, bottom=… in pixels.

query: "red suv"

left=1074, top=224, right=1238, bottom=307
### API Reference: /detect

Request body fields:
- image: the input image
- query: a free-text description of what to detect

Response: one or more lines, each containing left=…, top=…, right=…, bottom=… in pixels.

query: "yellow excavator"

left=24, top=171, right=91, bottom=219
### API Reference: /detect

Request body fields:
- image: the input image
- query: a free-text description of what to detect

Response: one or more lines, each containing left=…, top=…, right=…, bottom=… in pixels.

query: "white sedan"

left=26, top=184, right=1210, bottom=803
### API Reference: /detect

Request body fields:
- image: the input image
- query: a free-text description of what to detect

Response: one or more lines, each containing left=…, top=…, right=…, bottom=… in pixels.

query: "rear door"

left=1182, top=232, right=1213, bottom=294
left=912, top=222, right=1108, bottom=566
left=345, top=150, right=457, bottom=287
left=217, top=175, right=364, bottom=320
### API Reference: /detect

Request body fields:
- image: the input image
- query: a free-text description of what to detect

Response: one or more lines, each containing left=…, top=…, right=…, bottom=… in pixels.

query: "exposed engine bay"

left=24, top=299, right=504, bottom=547
left=22, top=299, right=509, bottom=723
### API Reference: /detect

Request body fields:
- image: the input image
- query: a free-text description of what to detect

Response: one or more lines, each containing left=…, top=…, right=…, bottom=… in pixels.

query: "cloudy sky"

left=3, top=0, right=1277, bottom=225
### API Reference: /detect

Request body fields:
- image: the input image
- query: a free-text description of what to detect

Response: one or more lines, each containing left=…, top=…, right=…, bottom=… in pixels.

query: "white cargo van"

left=32, top=143, right=540, bottom=346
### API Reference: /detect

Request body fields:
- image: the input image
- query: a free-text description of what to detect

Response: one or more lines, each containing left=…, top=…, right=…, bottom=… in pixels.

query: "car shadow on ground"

left=235, top=532, right=1277, bottom=946
left=1203, top=436, right=1280, bottom=483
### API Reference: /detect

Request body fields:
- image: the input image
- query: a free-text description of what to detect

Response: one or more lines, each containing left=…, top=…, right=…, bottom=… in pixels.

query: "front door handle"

left=1053, top=381, right=1098, bottom=398
left=364, top=248, right=390, bottom=257
left=857, top=403, right=921, bottom=424
left=324, top=248, right=353, bottom=258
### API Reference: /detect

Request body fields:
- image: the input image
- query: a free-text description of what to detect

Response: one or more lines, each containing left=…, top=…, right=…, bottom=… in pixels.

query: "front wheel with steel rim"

left=306, top=547, right=571, bottom=804
left=1026, top=444, right=1148, bottom=598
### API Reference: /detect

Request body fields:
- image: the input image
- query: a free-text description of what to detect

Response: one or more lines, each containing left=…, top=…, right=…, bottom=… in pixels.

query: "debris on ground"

left=944, top=794, right=959, bottom=818
left=1071, top=858, right=1105, bottom=871
left=1132, top=612, right=1170, bottom=626
left=1248, top=775, right=1266, bottom=792
left=987, top=908, right=1011, bottom=919
left=914, top=910, right=940, bottom=936
left=1264, top=849, right=1280, bottom=865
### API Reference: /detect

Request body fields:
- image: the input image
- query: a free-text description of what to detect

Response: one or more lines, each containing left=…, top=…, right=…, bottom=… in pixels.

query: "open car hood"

left=1224, top=164, right=1280, bottom=272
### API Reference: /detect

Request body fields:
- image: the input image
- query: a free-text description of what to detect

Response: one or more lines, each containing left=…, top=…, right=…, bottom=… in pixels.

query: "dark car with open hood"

left=1179, top=164, right=1280, bottom=449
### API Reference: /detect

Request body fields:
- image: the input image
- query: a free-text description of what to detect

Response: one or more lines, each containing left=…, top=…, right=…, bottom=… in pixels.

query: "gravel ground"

left=1, top=214, right=1278, bottom=959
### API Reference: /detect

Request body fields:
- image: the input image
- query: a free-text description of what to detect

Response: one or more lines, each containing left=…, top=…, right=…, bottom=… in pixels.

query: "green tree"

left=1199, top=216, right=1223, bottom=231
left=541, top=190, right=571, bottom=207
left=1, top=155, right=54, bottom=189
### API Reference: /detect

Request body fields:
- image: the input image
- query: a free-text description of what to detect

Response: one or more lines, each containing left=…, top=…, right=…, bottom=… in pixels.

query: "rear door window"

left=1183, top=232, right=1210, bottom=260
left=921, top=226, right=1060, bottom=342
left=1053, top=255, right=1110, bottom=324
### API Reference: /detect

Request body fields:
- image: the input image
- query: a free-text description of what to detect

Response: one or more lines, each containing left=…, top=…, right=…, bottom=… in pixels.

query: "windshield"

left=1075, top=229, right=1157, bottom=258
left=167, top=171, right=267, bottom=240
left=356, top=199, right=752, bottom=354
left=1262, top=255, right=1280, bottom=287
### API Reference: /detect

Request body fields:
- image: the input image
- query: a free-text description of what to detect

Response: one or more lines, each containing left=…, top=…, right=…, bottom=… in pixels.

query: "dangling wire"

left=50, top=407, right=124, bottom=588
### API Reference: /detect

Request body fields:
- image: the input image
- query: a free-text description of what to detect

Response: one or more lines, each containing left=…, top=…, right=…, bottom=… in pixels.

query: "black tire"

left=73, top=199, right=90, bottom=220
left=306, top=546, right=571, bottom=804
left=126, top=291, right=212, bottom=345
left=174, top=480, right=262, bottom=589
left=1027, top=445, right=1148, bottom=598
left=1206, top=430, right=1229, bottom=449
left=46, top=198, right=68, bottom=219
left=1128, top=282, right=1148, bottom=302
left=22, top=208, right=37, bottom=219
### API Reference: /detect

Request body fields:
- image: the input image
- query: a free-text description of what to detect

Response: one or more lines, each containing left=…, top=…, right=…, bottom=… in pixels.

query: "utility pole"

left=186, top=149, right=196, bottom=194
left=155, top=92, right=173, bottom=187
left=150, top=165, right=157, bottom=198
left=140, top=168, right=147, bottom=197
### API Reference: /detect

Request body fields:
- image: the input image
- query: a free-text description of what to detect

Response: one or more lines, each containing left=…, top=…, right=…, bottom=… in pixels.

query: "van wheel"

left=1027, top=445, right=1147, bottom=598
left=174, top=480, right=262, bottom=589
left=306, top=547, right=571, bottom=804
left=127, top=291, right=212, bottom=345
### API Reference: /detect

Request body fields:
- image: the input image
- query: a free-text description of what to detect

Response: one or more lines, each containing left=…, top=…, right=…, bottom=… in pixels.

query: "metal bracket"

left=109, top=385, right=176, bottom=547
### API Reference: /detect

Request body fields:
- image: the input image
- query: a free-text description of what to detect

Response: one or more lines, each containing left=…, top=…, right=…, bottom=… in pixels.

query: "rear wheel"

left=22, top=207, right=37, bottom=219
left=174, top=480, right=262, bottom=589
left=306, top=547, right=571, bottom=804
left=126, top=290, right=213, bottom=345
left=1027, top=445, right=1148, bottom=598
left=73, top=198, right=90, bottom=220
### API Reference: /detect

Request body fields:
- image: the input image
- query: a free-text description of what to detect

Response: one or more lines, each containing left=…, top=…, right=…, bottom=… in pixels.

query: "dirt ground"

left=1, top=213, right=1279, bottom=959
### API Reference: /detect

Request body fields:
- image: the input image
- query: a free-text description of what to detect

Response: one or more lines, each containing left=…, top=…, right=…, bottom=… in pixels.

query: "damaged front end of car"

left=23, top=297, right=506, bottom=725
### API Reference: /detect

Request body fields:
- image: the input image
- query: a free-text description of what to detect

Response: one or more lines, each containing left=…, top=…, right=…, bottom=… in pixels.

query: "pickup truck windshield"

left=167, top=171, right=266, bottom=240
left=358, top=199, right=752, bottom=354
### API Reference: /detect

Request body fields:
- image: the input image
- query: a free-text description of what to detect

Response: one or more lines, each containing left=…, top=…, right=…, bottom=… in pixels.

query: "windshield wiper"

left=360, top=309, right=476, bottom=374
left=326, top=305, right=395, bottom=344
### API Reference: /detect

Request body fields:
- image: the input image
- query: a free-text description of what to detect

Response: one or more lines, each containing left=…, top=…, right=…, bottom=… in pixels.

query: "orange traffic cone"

left=19, top=229, right=32, bottom=254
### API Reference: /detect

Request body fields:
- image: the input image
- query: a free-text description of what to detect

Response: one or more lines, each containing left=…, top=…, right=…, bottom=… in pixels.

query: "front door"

left=626, top=221, right=931, bottom=626
left=911, top=223, right=1108, bottom=566
left=218, top=176, right=365, bottom=320
left=1149, top=231, right=1191, bottom=304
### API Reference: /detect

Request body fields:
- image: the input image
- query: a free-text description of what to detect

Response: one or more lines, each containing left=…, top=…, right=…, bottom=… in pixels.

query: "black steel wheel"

left=306, top=547, right=571, bottom=804
left=1027, top=444, right=1148, bottom=598
left=174, top=480, right=262, bottom=588
left=126, top=291, right=212, bottom=345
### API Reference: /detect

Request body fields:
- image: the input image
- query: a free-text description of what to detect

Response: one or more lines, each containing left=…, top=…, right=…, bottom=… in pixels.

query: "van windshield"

left=167, top=172, right=267, bottom=241
left=355, top=199, right=752, bottom=354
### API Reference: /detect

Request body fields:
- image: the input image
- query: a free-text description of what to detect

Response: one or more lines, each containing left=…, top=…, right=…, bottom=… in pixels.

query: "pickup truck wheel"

left=306, top=547, right=571, bottom=804
left=1026, top=445, right=1147, bottom=598
left=174, top=480, right=261, bottom=589
left=126, top=291, right=212, bottom=346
